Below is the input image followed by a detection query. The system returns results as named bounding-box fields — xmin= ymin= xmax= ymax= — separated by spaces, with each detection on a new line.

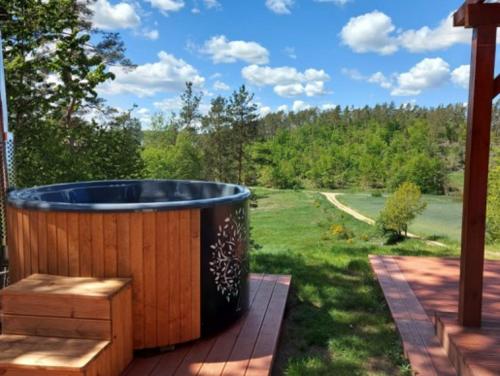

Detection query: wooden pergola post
xmin=454 ymin=0 xmax=500 ymax=327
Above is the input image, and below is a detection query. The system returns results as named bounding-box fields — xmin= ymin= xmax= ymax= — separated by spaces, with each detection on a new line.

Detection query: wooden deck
xmin=123 ymin=273 xmax=291 ymax=376
xmin=370 ymin=256 xmax=500 ymax=376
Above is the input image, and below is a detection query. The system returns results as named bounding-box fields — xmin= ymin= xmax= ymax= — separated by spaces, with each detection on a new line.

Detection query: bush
xmin=377 ymin=182 xmax=427 ymax=238
xmin=330 ymin=224 xmax=353 ymax=240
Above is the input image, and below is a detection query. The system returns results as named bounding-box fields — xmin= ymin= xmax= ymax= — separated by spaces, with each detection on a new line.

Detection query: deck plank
xmin=124 ymin=273 xmax=290 ymax=376
xmin=369 ymin=255 xmax=455 ymax=376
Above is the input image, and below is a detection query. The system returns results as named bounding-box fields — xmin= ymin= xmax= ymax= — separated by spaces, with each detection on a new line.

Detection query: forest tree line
xmin=141 ymin=83 xmax=499 ymax=196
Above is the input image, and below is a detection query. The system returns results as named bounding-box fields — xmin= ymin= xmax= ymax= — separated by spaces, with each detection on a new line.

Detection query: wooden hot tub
xmin=6 ymin=180 xmax=250 ymax=349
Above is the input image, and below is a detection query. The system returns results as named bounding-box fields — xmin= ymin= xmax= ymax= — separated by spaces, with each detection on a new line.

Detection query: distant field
xmin=448 ymin=171 xmax=464 ymax=192
xmin=337 ymin=193 xmax=463 ymax=242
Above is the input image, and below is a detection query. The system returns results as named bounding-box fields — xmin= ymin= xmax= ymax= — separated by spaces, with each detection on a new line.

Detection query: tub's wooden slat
xmin=168 ymin=210 xmax=180 ymax=344
xmin=67 ymin=212 xmax=80 ymax=277
xmin=22 ymin=209 xmax=31 ymax=277
xmin=156 ymin=211 xmax=170 ymax=346
xmin=143 ymin=212 xmax=157 ymax=348
xmin=104 ymin=213 xmax=118 ymax=277
xmin=47 ymin=212 xmax=57 ymax=275
xmin=79 ymin=213 xmax=92 ymax=277
xmin=7 ymin=207 xmax=18 ymax=282
xmin=130 ymin=212 xmax=145 ymax=349
xmin=91 ymin=213 xmax=104 ymax=277
xmin=190 ymin=209 xmax=201 ymax=339
xmin=179 ymin=210 xmax=191 ymax=343
xmin=117 ymin=213 xmax=131 ymax=277
xmin=28 ymin=210 xmax=38 ymax=274
xmin=56 ymin=212 xmax=68 ymax=276
xmin=37 ymin=211 xmax=48 ymax=274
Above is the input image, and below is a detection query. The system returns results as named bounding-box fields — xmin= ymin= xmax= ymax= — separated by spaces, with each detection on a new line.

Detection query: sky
xmin=89 ymin=0 xmax=481 ymax=127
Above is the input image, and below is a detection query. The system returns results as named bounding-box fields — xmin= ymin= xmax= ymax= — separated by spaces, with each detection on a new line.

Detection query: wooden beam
xmin=454 ymin=3 xmax=500 ymax=28
xmin=459 ymin=25 xmax=497 ymax=328
xmin=454 ymin=0 xmax=485 ymax=28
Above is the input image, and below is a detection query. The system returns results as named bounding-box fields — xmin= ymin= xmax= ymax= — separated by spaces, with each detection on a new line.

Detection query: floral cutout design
xmin=209 ymin=207 xmax=247 ymax=302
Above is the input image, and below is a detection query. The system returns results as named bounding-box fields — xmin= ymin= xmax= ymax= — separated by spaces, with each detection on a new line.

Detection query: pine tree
xmin=227 ymin=85 xmax=258 ymax=184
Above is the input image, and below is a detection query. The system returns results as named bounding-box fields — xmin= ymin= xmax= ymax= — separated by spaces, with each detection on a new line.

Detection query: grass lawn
xmin=250 ymin=188 xmax=458 ymax=376
xmin=336 ymin=193 xmax=463 ymax=243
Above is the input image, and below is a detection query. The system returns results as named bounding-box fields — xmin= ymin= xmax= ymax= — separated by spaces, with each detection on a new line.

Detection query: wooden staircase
xmin=0 ymin=274 xmax=133 ymax=375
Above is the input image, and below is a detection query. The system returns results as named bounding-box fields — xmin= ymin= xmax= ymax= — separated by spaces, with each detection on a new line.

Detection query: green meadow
xmin=250 ymin=188 xmax=458 ymax=376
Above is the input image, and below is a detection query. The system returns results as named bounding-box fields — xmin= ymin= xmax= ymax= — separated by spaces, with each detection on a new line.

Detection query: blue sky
xmin=89 ymin=0 xmax=476 ymax=126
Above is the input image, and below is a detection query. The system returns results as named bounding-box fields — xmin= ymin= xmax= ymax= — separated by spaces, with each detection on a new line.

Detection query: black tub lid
xmin=7 ymin=179 xmax=251 ymax=212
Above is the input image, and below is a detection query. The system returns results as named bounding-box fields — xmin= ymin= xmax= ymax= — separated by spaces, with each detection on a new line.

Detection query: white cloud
xmin=391 ymin=57 xmax=450 ymax=96
xmin=204 ymin=0 xmax=221 ymax=9
xmin=253 ymin=101 xmax=272 ymax=117
xmin=99 ymin=51 xmax=205 ymax=97
xmin=399 ymin=14 xmax=471 ymax=53
xmin=154 ymin=96 xmax=210 ymax=116
xmin=274 ymin=83 xmax=304 ymax=97
xmin=213 ymin=80 xmax=230 ymax=91
xmin=314 ymin=0 xmax=352 ymax=5
xmin=135 ymin=108 xmax=152 ymax=128
xmin=451 ymin=65 xmax=470 ymax=88
xmin=154 ymin=97 xmax=182 ymax=112
xmin=340 ymin=11 xmax=398 ymax=55
xmin=143 ymin=29 xmax=160 ymax=40
xmin=277 ymin=104 xmax=289 ymax=112
xmin=266 ymin=0 xmax=293 ymax=14
xmin=89 ymin=0 xmax=140 ymax=30
xmin=202 ymin=35 xmax=270 ymax=64
xmin=146 ymin=0 xmax=185 ymax=14
xmin=292 ymin=100 xmax=311 ymax=112
xmin=341 ymin=68 xmax=364 ymax=81
xmin=321 ymin=103 xmax=337 ymax=110
xmin=368 ymin=72 xmax=392 ymax=89
xmin=242 ymin=65 xmax=330 ymax=97
xmin=284 ymin=47 xmax=297 ymax=59
xmin=341 ymin=11 xmax=472 ymax=55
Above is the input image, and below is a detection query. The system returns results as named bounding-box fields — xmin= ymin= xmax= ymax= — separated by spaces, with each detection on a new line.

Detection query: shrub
xmin=377 ymin=182 xmax=427 ymax=238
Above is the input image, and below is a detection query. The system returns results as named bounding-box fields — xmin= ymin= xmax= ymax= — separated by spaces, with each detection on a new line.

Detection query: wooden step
xmin=435 ymin=312 xmax=500 ymax=376
xmin=0 ymin=274 xmax=134 ymax=375
xmin=0 ymin=334 xmax=110 ymax=375
xmin=0 ymin=274 xmax=130 ymax=320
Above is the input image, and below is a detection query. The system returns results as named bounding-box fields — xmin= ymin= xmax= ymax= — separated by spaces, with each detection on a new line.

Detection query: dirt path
xmin=321 ymin=192 xmax=447 ymax=248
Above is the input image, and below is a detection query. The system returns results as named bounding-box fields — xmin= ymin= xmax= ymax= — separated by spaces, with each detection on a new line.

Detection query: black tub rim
xmin=7 ymin=179 xmax=251 ymax=212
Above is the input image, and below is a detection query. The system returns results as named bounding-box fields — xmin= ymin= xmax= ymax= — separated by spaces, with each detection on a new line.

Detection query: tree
xmin=487 ymin=152 xmax=500 ymax=242
xmin=201 ymin=96 xmax=235 ymax=182
xmin=2 ymin=0 xmax=142 ymax=187
xmin=227 ymin=85 xmax=258 ymax=184
xmin=377 ymin=182 xmax=427 ymax=238
xmin=178 ymin=82 xmax=202 ymax=131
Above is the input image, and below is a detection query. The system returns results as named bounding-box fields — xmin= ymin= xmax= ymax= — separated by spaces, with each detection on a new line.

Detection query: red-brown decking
xmin=370 ymin=256 xmax=500 ymax=376
xmin=123 ymin=273 xmax=291 ymax=376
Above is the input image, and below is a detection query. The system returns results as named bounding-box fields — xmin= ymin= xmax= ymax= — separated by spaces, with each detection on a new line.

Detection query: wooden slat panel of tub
xmin=117 ymin=213 xmax=131 ymax=277
xmin=190 ymin=209 xmax=201 ymax=340
xmin=143 ymin=212 xmax=158 ymax=348
xmin=168 ymin=210 xmax=180 ymax=344
xmin=28 ymin=210 xmax=38 ymax=274
xmin=5 ymin=206 xmax=202 ymax=349
xmin=91 ymin=213 xmax=104 ymax=277
xmin=56 ymin=211 xmax=68 ymax=276
xmin=79 ymin=213 xmax=92 ymax=277
xmin=22 ymin=209 xmax=31 ymax=278
xmin=156 ymin=211 xmax=170 ymax=345
xmin=67 ymin=212 xmax=80 ymax=276
xmin=37 ymin=211 xmax=48 ymax=274
xmin=104 ymin=213 xmax=118 ymax=277
xmin=130 ymin=211 xmax=145 ymax=349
